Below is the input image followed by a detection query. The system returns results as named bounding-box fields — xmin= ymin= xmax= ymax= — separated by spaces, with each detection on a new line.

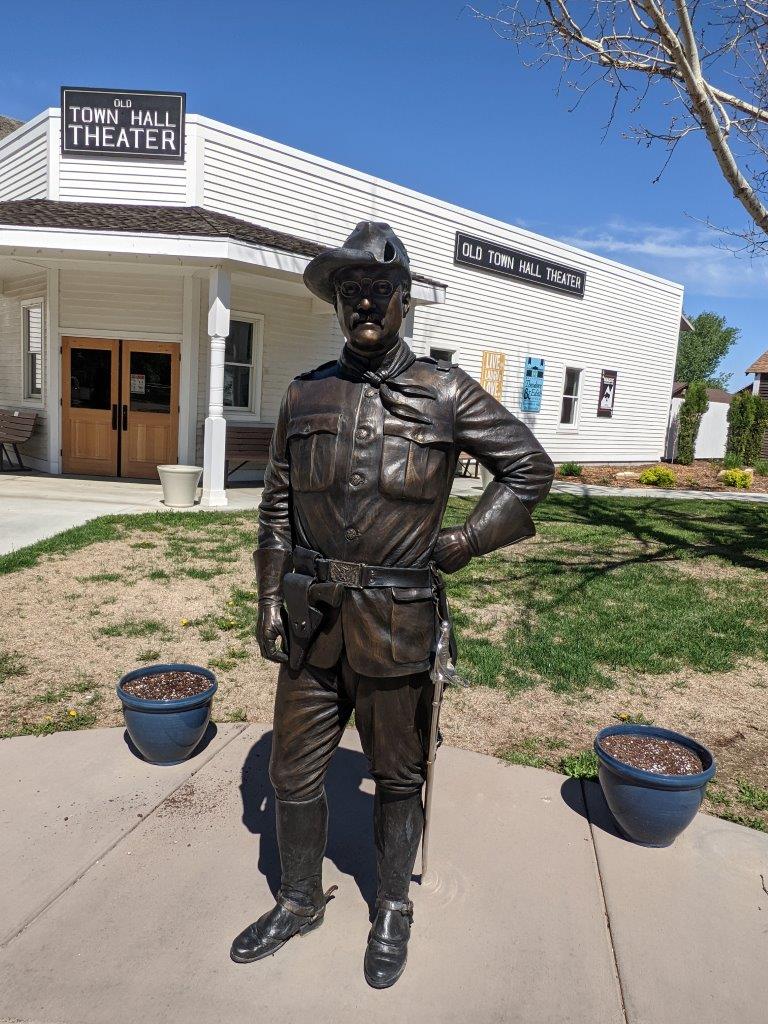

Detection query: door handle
xmin=122 ymin=404 xmax=128 ymax=431
xmin=111 ymin=404 xmax=118 ymax=431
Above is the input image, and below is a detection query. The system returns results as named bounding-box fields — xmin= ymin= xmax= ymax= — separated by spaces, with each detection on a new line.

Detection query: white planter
xmin=157 ymin=465 xmax=203 ymax=508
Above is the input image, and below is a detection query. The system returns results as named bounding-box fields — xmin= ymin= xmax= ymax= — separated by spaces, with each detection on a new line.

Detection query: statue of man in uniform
xmin=230 ymin=222 xmax=554 ymax=988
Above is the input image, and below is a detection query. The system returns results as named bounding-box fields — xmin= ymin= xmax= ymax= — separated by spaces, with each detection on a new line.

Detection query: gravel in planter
xmin=600 ymin=734 xmax=703 ymax=775
xmin=121 ymin=670 xmax=211 ymax=701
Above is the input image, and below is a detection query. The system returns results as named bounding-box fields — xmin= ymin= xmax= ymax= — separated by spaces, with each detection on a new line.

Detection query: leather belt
xmin=293 ymin=546 xmax=432 ymax=590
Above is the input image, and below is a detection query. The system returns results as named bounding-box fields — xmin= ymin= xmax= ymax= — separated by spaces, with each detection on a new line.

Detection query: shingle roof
xmin=0 ymin=199 xmax=443 ymax=288
xmin=672 ymin=381 xmax=732 ymax=404
xmin=0 ymin=116 xmax=23 ymax=141
xmin=746 ymin=350 xmax=768 ymax=374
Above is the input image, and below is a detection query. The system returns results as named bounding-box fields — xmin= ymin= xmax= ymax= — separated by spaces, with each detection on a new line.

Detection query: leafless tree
xmin=467 ymin=2 xmax=768 ymax=252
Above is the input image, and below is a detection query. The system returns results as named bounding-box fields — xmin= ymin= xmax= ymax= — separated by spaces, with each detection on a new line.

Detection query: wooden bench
xmin=456 ymin=451 xmax=479 ymax=478
xmin=225 ymin=424 xmax=274 ymax=485
xmin=0 ymin=409 xmax=37 ymax=471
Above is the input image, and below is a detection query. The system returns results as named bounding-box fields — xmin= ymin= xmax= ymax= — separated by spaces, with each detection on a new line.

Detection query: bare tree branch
xmin=467 ymin=1 xmax=768 ymax=251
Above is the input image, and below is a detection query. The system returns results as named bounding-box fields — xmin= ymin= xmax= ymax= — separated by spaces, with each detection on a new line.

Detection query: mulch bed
xmin=560 ymin=460 xmax=768 ymax=493
xmin=600 ymin=734 xmax=704 ymax=774
xmin=121 ymin=670 xmax=211 ymax=701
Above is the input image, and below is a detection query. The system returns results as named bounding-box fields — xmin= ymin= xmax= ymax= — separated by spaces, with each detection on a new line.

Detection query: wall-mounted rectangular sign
xmin=61 ymin=87 xmax=186 ymax=160
xmin=455 ymin=232 xmax=586 ymax=298
xmin=597 ymin=369 xmax=617 ymax=417
xmin=521 ymin=357 xmax=545 ymax=412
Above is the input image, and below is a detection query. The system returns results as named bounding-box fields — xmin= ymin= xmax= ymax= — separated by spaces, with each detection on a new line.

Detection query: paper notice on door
xmin=130 ymin=373 xmax=146 ymax=395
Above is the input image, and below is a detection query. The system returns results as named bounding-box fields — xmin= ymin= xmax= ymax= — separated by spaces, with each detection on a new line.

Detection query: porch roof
xmin=0 ymin=199 xmax=446 ymax=302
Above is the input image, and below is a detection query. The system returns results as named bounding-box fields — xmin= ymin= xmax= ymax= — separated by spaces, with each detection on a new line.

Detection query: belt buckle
xmin=329 ymin=559 xmax=363 ymax=587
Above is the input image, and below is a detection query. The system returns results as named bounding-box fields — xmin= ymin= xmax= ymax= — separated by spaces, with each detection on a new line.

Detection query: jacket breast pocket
xmin=379 ymin=419 xmax=452 ymax=503
xmin=287 ymin=413 xmax=341 ymax=492
xmin=390 ymin=586 xmax=436 ymax=665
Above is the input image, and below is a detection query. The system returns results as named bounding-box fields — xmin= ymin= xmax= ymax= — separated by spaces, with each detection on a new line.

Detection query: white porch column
xmin=201 ymin=268 xmax=231 ymax=507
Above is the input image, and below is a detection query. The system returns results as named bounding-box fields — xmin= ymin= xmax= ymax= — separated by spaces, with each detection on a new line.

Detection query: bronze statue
xmin=230 ymin=221 xmax=555 ymax=988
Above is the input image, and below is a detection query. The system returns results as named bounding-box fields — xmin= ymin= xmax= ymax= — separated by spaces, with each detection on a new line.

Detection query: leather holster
xmin=282 ymin=572 xmax=343 ymax=671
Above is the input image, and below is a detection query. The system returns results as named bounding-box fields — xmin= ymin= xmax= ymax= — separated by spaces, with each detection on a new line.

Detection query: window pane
xmin=564 ymin=367 xmax=580 ymax=397
xmin=560 ymin=396 xmax=575 ymax=424
xmin=28 ymin=354 xmax=41 ymax=396
xmin=224 ymin=364 xmax=250 ymax=408
xmin=70 ymin=348 xmax=111 ymax=409
xmin=225 ymin=321 xmax=253 ymax=364
xmin=25 ymin=305 xmax=44 ymax=398
xmin=129 ymin=351 xmax=171 ymax=413
xmin=430 ymin=347 xmax=454 ymax=363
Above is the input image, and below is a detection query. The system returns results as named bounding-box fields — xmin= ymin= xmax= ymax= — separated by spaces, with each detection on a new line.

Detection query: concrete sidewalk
xmin=2 ymin=471 xmax=766 ymax=557
xmin=1 ymin=725 xmax=766 ymax=1024
xmin=0 ymin=472 xmax=264 ymax=555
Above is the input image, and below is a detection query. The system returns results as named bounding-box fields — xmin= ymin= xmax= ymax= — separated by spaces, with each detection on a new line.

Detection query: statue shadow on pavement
xmin=239 ymin=730 xmax=378 ymax=909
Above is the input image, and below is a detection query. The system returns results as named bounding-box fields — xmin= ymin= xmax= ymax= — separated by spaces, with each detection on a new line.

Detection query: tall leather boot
xmin=230 ymin=792 xmax=335 ymax=963
xmin=364 ymin=789 xmax=424 ymax=989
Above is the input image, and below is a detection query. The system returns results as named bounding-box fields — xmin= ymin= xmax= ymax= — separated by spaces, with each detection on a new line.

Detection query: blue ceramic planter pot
xmin=117 ymin=663 xmax=217 ymax=766
xmin=594 ymin=724 xmax=716 ymax=847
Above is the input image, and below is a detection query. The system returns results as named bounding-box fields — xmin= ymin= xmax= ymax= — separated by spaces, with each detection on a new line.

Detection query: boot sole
xmin=230 ymin=913 xmax=324 ymax=964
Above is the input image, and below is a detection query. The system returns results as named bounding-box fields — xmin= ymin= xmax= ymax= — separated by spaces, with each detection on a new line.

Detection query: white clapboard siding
xmin=0 ymin=273 xmax=48 ymax=463
xmin=197 ymin=116 xmax=682 ymax=461
xmin=57 ymin=119 xmax=192 ymax=206
xmin=194 ymin=281 xmax=344 ymax=463
xmin=0 ymin=115 xmax=48 ymax=201
xmin=59 ymin=269 xmax=184 ymax=337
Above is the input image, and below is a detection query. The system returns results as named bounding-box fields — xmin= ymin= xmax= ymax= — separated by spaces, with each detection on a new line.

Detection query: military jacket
xmin=258 ymin=338 xmax=554 ymax=677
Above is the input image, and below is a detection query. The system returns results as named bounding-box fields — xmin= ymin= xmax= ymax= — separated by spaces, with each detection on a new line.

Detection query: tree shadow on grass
xmin=238 ymin=730 xmax=378 ymax=909
xmin=536 ymin=494 xmax=768 ymax=573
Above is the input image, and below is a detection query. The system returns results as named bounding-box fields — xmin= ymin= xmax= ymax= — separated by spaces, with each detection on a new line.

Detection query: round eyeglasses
xmin=336 ymin=278 xmax=396 ymax=300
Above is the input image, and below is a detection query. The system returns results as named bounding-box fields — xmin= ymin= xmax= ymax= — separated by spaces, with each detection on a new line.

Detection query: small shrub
xmin=639 ymin=465 xmax=675 ymax=487
xmin=559 ymin=750 xmax=599 ymax=779
xmin=722 ymin=452 xmax=743 ymax=470
xmin=559 ymin=461 xmax=583 ymax=477
xmin=727 ymin=392 xmax=768 ymax=464
xmin=720 ymin=469 xmax=752 ymax=489
xmin=753 ymin=458 xmax=768 ymax=477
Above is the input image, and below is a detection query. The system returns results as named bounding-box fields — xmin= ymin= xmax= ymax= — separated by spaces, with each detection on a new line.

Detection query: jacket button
xmin=302 ymin=424 xmax=310 ymax=433
xmin=345 ymin=527 xmax=358 ymax=541
xmin=350 ymin=472 xmax=364 ymax=486
xmin=355 ymin=426 xmax=369 ymax=440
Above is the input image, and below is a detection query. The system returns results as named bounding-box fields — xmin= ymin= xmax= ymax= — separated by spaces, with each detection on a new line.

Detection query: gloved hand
xmin=257 ymin=602 xmax=288 ymax=663
xmin=432 ymin=526 xmax=473 ymax=574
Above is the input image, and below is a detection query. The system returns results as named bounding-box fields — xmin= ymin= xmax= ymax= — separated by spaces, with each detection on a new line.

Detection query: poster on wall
xmin=597 ymin=369 xmax=617 ymax=417
xmin=521 ymin=357 xmax=545 ymax=412
xmin=130 ymin=373 xmax=146 ymax=395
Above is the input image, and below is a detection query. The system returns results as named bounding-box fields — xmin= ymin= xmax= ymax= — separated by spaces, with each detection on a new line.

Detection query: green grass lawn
xmin=1 ymin=492 xmax=766 ymax=830
xmin=443 ymin=494 xmax=768 ymax=693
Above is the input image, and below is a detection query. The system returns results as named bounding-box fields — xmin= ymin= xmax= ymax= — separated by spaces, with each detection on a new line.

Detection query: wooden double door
xmin=62 ymin=338 xmax=180 ymax=479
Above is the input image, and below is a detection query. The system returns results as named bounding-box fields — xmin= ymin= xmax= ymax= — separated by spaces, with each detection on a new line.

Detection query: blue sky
xmin=2 ymin=0 xmax=765 ymax=385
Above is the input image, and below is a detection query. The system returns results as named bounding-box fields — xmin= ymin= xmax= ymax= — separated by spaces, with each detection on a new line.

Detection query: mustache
xmin=350 ymin=310 xmax=382 ymax=327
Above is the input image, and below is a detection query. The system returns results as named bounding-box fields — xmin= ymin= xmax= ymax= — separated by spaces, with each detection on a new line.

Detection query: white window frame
xmin=20 ymin=298 xmax=45 ymax=405
xmin=558 ymin=365 xmax=583 ymax=430
xmin=222 ymin=312 xmax=264 ymax=419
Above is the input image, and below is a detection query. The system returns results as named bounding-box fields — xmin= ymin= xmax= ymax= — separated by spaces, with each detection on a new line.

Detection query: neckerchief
xmin=338 ymin=338 xmax=437 ymax=425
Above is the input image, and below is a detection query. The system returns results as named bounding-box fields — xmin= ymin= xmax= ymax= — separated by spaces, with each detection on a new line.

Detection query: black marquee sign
xmin=455 ymin=231 xmax=586 ymax=298
xmin=61 ymin=87 xmax=186 ymax=160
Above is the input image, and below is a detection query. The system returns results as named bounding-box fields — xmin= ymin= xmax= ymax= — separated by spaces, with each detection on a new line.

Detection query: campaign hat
xmin=303 ymin=221 xmax=411 ymax=304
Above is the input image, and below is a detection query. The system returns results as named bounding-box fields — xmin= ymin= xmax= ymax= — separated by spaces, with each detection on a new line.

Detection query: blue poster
xmin=521 ymin=357 xmax=545 ymax=412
